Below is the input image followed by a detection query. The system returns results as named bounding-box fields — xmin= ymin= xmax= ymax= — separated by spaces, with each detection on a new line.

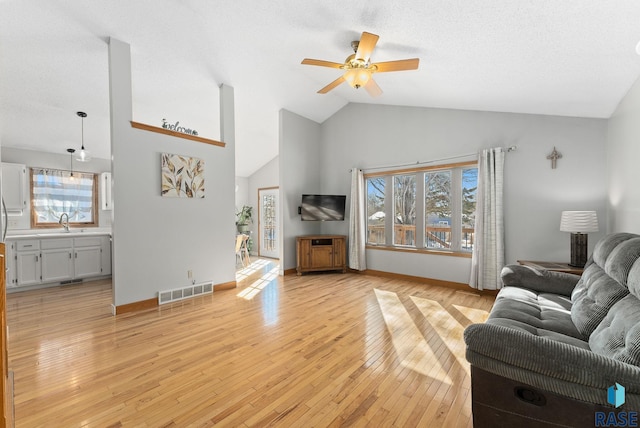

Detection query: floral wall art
xmin=161 ymin=152 xmax=205 ymax=198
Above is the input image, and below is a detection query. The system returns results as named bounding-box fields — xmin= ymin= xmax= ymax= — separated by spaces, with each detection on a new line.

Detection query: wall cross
xmin=546 ymin=147 xmax=562 ymax=169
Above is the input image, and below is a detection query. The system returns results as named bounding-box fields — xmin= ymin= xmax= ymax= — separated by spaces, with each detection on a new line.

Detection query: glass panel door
xmin=258 ymin=187 xmax=278 ymax=258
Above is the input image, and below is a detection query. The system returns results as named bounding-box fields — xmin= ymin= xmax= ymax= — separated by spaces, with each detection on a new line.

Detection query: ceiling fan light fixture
xmin=301 ymin=31 xmax=418 ymax=95
xmin=344 ymin=68 xmax=371 ymax=89
xmin=76 ymin=111 xmax=92 ymax=162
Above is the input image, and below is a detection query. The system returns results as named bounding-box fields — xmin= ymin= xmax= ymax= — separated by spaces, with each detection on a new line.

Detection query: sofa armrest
xmin=464 ymin=323 xmax=640 ymax=404
xmin=501 ymin=264 xmax=580 ymax=296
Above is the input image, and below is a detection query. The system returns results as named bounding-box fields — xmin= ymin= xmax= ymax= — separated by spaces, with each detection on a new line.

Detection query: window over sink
xmin=30 ymin=168 xmax=98 ymax=228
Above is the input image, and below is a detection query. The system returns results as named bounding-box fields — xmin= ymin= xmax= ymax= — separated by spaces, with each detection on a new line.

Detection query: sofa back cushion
xmin=589 ymin=294 xmax=640 ymax=367
xmin=571 ymin=234 xmax=640 ymax=337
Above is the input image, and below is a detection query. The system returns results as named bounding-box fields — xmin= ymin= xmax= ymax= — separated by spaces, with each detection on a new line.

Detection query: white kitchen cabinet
xmin=16 ymin=249 xmax=41 ymax=287
xmin=100 ymin=172 xmax=112 ymax=210
xmin=1 ymin=162 xmax=27 ymax=213
xmin=74 ymin=247 xmax=102 ymax=278
xmin=7 ymin=234 xmax=112 ymax=289
xmin=101 ymin=235 xmax=112 ymax=276
xmin=5 ymin=242 xmax=17 ymax=287
xmin=74 ymin=237 xmax=103 ymax=278
xmin=41 ymin=238 xmax=74 ymax=283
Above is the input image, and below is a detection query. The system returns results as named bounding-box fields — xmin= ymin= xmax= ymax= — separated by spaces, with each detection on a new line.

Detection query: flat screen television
xmin=301 ymin=194 xmax=346 ymax=221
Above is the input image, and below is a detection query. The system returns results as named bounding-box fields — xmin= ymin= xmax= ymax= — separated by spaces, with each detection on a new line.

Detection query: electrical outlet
xmin=187 ymin=270 xmax=193 ymax=280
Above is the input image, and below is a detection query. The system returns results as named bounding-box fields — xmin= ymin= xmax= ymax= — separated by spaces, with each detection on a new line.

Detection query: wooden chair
xmin=235 ymin=235 xmax=247 ymax=267
xmin=240 ymin=234 xmax=251 ymax=266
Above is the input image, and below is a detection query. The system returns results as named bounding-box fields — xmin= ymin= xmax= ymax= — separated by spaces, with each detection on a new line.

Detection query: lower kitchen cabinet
xmin=74 ymin=246 xmax=102 ymax=278
xmin=6 ymin=234 xmax=112 ymax=289
xmin=41 ymin=248 xmax=74 ymax=282
xmin=15 ymin=250 xmax=41 ymax=287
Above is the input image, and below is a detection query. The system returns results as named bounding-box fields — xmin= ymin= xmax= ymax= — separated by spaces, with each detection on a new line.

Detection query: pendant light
xmin=76 ymin=111 xmax=91 ymax=162
xmin=67 ymin=148 xmax=76 ymax=179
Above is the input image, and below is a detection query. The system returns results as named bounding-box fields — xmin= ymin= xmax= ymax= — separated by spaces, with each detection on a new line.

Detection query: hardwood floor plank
xmin=6 ymin=263 xmax=494 ymax=427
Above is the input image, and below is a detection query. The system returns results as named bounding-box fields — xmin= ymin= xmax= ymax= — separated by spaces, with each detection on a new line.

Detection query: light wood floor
xmin=7 ymin=260 xmax=495 ymax=427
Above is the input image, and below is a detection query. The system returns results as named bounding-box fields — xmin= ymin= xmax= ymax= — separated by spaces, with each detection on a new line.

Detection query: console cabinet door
xmin=310 ymin=246 xmax=333 ymax=268
xmin=333 ymin=238 xmax=345 ymax=269
xmin=297 ymin=239 xmax=311 ymax=270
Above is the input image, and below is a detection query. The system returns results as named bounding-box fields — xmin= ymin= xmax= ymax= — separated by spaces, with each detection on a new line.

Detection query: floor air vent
xmin=158 ymin=282 xmax=213 ymax=305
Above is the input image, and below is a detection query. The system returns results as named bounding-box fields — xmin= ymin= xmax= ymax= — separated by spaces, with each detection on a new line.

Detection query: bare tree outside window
xmin=366 ymin=177 xmax=385 ymax=244
xmin=462 ymin=168 xmax=478 ymax=251
xmin=394 ymin=175 xmax=416 ymax=246
xmin=425 ymin=171 xmax=451 ymax=249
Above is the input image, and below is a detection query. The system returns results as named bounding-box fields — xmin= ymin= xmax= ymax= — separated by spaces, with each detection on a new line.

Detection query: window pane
xmin=393 ymin=175 xmax=416 ymax=246
xmin=462 ymin=168 xmax=478 ymax=252
xmin=366 ymin=177 xmax=385 ymax=244
xmin=32 ymin=168 xmax=96 ymax=225
xmin=425 ymin=171 xmax=451 ymax=249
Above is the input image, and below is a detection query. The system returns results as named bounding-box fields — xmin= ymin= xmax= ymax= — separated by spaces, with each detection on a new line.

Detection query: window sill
xmin=365 ymin=245 xmax=472 ymax=258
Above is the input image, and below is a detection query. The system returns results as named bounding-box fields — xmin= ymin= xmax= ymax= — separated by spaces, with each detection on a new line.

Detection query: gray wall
xmin=312 ymin=103 xmax=608 ymax=284
xmin=109 ymin=38 xmax=236 ymax=307
xmin=279 ymin=109 xmax=321 ymax=272
xmin=607 ymin=74 xmax=640 ymax=234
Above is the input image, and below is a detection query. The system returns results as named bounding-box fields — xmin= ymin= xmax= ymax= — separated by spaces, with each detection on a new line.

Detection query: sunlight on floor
xmin=237 ymin=265 xmax=279 ymax=301
xmin=452 ymin=304 xmax=490 ymax=325
xmin=236 ymin=259 xmax=271 ymax=280
xmin=374 ymin=289 xmax=452 ymax=384
xmin=410 ymin=296 xmax=487 ymax=377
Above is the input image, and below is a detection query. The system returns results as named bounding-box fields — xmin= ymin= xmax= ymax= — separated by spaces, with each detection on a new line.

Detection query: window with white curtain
xmin=30 ymin=168 xmax=98 ymax=227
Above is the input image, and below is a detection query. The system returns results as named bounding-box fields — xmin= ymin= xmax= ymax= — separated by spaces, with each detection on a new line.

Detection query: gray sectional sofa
xmin=464 ymin=232 xmax=640 ymax=427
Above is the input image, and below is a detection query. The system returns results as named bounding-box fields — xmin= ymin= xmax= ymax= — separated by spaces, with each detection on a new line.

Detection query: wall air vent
xmin=158 ymin=281 xmax=214 ymax=305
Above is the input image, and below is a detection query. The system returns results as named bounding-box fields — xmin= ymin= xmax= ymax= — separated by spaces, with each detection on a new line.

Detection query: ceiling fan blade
xmin=373 ymin=58 xmax=420 ymax=73
xmin=301 ymin=59 xmax=345 ymax=69
xmin=364 ymin=78 xmax=383 ymax=97
xmin=318 ymin=76 xmax=346 ymax=94
xmin=356 ymin=32 xmax=379 ymax=62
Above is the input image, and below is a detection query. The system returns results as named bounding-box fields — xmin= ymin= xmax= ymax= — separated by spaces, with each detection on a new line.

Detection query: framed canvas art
xmin=161 ymin=153 xmax=205 ymax=198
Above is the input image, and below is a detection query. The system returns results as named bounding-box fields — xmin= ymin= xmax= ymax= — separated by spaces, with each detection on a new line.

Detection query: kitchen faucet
xmin=59 ymin=213 xmax=70 ymax=232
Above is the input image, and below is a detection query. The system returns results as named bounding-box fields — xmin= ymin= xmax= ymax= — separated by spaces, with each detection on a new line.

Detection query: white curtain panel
xmin=349 ymin=168 xmax=367 ymax=271
xmin=470 ymin=148 xmax=505 ymax=290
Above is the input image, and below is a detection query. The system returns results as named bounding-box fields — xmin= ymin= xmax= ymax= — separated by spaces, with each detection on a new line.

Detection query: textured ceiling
xmin=1 ymin=1 xmax=640 ymax=177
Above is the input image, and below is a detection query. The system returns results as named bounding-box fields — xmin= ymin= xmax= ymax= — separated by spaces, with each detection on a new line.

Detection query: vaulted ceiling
xmin=2 ymin=1 xmax=640 ymax=177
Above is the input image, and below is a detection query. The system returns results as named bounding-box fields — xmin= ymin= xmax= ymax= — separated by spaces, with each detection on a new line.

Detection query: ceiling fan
xmin=301 ymin=31 xmax=419 ymax=97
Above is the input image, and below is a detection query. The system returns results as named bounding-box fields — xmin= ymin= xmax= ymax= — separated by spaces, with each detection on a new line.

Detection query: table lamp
xmin=560 ymin=211 xmax=599 ymax=268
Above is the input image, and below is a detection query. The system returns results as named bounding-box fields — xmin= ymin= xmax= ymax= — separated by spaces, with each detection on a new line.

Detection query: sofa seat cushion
xmin=590 ymin=294 xmax=640 ymax=367
xmin=487 ymin=286 xmax=588 ymax=348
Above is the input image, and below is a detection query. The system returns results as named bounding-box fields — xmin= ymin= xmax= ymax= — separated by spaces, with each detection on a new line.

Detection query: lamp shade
xmin=560 ymin=211 xmax=599 ymax=233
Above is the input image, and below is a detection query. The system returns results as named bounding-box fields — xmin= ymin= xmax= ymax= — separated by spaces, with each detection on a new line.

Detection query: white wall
xmin=315 ymin=103 xmax=608 ymax=283
xmin=235 ymin=176 xmax=249 ymax=211
xmin=109 ymin=38 xmax=236 ymax=307
xmin=279 ymin=110 xmax=321 ymax=271
xmin=607 ymin=75 xmax=640 ymax=234
xmin=1 ymin=147 xmax=112 ymax=231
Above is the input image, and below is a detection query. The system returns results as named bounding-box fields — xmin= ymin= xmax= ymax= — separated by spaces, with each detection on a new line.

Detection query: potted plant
xmin=236 ymin=205 xmax=253 ymax=233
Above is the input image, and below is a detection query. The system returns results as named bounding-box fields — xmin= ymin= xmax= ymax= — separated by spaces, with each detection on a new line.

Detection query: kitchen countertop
xmin=6 ymin=230 xmax=111 ymax=239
